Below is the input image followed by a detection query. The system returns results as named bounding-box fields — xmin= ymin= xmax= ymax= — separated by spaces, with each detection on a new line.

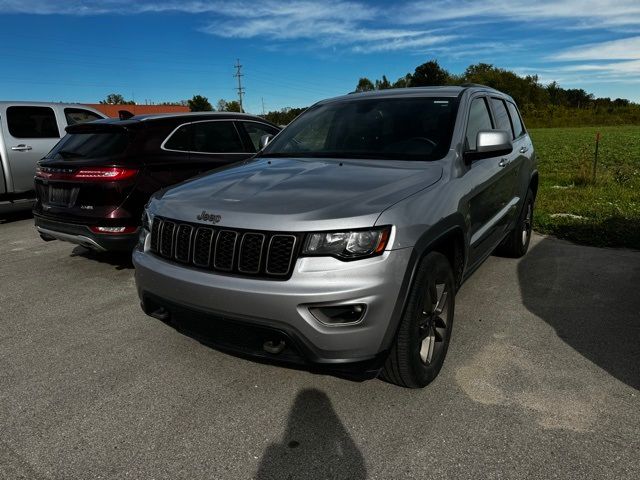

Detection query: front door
xmin=1 ymin=105 xmax=62 ymax=193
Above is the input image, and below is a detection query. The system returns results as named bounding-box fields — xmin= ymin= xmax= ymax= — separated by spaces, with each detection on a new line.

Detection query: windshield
xmin=262 ymin=97 xmax=458 ymax=161
xmin=46 ymin=131 xmax=131 ymax=160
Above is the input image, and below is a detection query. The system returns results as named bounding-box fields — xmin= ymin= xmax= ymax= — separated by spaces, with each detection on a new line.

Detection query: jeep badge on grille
xmin=197 ymin=211 xmax=222 ymax=224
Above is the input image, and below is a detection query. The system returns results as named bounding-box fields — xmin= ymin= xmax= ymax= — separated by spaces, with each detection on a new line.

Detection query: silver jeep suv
xmin=133 ymin=86 xmax=537 ymax=388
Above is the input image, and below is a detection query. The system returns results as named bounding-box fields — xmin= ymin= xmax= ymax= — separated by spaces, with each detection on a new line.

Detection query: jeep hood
xmin=150 ymin=157 xmax=442 ymax=231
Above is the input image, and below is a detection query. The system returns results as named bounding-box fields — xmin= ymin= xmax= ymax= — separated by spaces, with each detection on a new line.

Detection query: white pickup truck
xmin=0 ymin=102 xmax=105 ymax=214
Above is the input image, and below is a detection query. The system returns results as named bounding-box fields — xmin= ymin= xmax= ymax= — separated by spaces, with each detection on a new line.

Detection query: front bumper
xmin=133 ymin=246 xmax=412 ymax=370
xmin=34 ymin=215 xmax=139 ymax=252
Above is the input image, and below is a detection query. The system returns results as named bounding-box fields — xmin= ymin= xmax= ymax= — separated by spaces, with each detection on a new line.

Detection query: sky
xmin=0 ymin=0 xmax=639 ymax=113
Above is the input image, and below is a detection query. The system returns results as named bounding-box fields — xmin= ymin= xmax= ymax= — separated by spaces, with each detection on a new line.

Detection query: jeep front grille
xmin=150 ymin=217 xmax=300 ymax=279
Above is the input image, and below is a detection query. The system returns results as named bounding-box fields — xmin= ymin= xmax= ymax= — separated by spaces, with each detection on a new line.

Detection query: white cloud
xmin=399 ymin=0 xmax=640 ymax=28
xmin=551 ymin=36 xmax=640 ymax=61
xmin=352 ymin=34 xmax=456 ymax=53
xmin=0 ymin=0 xmax=447 ymax=52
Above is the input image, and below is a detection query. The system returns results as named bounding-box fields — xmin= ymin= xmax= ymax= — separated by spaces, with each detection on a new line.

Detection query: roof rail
xmin=460 ymin=83 xmax=495 ymax=89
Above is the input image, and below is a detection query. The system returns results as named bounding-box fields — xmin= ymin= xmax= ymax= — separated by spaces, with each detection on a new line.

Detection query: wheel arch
xmin=379 ymin=214 xmax=467 ymax=353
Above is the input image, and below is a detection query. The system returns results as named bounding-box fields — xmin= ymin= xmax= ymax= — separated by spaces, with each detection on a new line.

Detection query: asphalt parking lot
xmin=1 ymin=213 xmax=638 ymax=480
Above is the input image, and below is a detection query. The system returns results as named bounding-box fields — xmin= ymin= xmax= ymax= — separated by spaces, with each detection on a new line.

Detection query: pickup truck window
xmin=466 ymin=98 xmax=493 ymax=150
xmin=262 ymin=97 xmax=458 ymax=161
xmin=64 ymin=108 xmax=103 ymax=125
xmin=7 ymin=106 xmax=59 ymax=138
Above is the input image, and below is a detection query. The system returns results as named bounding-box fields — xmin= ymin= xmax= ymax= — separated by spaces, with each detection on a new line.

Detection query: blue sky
xmin=0 ymin=0 xmax=639 ymax=113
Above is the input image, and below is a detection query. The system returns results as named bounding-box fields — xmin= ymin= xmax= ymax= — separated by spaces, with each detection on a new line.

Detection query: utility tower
xmin=261 ymin=97 xmax=266 ymax=116
xmin=233 ymin=58 xmax=245 ymax=113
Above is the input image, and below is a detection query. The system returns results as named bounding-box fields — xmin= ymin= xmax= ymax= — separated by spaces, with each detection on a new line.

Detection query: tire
xmin=497 ymin=188 xmax=534 ymax=258
xmin=380 ymin=251 xmax=456 ymax=388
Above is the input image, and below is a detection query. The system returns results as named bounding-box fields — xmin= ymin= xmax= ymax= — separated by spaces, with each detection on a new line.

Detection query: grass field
xmin=529 ymin=126 xmax=640 ymax=249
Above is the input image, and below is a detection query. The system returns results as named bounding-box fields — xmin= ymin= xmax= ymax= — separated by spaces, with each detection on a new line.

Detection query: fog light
xmin=309 ymin=304 xmax=366 ymax=326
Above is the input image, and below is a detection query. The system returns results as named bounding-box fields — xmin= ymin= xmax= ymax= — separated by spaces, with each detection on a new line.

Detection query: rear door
xmin=143 ymin=119 xmax=252 ymax=201
xmin=504 ymin=101 xmax=533 ymax=222
xmin=488 ymin=97 xmax=521 ymax=227
xmin=186 ymin=120 xmax=253 ymax=167
xmin=0 ymin=105 xmax=62 ymax=193
xmin=463 ymin=96 xmax=516 ymax=265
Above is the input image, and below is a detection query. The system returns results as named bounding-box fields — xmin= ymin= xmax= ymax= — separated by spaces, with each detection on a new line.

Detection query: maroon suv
xmin=33 ymin=112 xmax=279 ymax=251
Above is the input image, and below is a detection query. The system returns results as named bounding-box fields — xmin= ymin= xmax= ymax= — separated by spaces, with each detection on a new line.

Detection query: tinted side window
xmin=192 ymin=121 xmax=243 ymax=153
xmin=7 ymin=106 xmax=59 ymax=138
xmin=490 ymin=98 xmax=513 ymax=137
xmin=466 ymin=98 xmax=493 ymax=150
xmin=506 ymin=102 xmax=525 ymax=138
xmin=242 ymin=122 xmax=278 ymax=151
xmin=164 ymin=124 xmax=191 ymax=152
xmin=64 ymin=108 xmax=102 ymax=125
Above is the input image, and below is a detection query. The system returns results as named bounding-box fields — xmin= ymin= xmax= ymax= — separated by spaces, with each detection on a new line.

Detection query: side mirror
xmin=259 ymin=134 xmax=274 ymax=150
xmin=464 ymin=130 xmax=513 ymax=162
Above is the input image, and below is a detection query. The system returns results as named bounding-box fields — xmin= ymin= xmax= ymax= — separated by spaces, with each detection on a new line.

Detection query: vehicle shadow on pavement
xmin=255 ymin=388 xmax=367 ymax=480
xmin=0 ymin=210 xmax=33 ymax=224
xmin=70 ymin=245 xmax=134 ymax=270
xmin=518 ymin=237 xmax=640 ymax=390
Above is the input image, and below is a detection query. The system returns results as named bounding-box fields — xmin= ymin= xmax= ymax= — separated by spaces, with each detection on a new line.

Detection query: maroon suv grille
xmin=150 ymin=217 xmax=299 ymax=279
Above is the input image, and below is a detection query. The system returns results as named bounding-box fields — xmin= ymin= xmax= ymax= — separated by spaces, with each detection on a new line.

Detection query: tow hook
xmin=263 ymin=339 xmax=286 ymax=355
xmin=149 ymin=307 xmax=170 ymax=321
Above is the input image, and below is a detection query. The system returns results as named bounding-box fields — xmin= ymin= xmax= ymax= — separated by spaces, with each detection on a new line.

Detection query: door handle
xmin=498 ymin=158 xmax=509 ymax=167
xmin=519 ymin=146 xmax=528 ymax=154
xmin=11 ymin=144 xmax=32 ymax=151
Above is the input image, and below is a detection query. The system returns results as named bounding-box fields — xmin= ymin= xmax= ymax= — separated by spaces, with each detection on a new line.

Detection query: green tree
xmin=263 ymin=107 xmax=307 ymax=125
xmin=100 ymin=93 xmax=135 ymax=105
xmin=355 ymin=78 xmax=375 ymax=92
xmin=188 ymin=95 xmax=213 ymax=112
xmin=375 ymin=75 xmax=392 ymax=90
xmin=411 ymin=60 xmax=450 ymax=86
xmin=216 ymin=99 xmax=242 ymax=112
xmin=392 ymin=74 xmax=413 ymax=88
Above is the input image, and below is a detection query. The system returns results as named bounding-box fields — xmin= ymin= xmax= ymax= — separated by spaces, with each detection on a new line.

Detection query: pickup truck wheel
xmin=380 ymin=251 xmax=455 ymax=388
xmin=497 ymin=188 xmax=534 ymax=258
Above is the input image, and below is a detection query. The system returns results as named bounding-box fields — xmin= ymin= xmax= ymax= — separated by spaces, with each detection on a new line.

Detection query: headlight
xmin=302 ymin=226 xmax=391 ymax=260
xmin=139 ymin=209 xmax=152 ymax=248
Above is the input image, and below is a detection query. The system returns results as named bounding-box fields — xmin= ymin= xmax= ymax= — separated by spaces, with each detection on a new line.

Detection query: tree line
xmin=352 ymin=61 xmax=640 ymax=128
xmin=100 ymin=61 xmax=640 ymax=127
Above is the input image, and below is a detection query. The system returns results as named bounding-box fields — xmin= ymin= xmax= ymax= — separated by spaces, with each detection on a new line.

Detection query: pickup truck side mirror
xmin=464 ymin=130 xmax=513 ymax=162
xmin=259 ymin=134 xmax=274 ymax=150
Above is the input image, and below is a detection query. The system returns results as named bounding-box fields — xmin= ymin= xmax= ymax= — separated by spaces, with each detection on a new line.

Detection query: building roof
xmin=85 ymin=103 xmax=190 ymax=118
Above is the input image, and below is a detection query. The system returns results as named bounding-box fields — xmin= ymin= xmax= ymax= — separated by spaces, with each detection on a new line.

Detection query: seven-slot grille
xmin=150 ymin=217 xmax=298 ymax=279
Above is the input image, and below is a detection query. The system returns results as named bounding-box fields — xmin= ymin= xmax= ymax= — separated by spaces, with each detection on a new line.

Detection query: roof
xmin=319 ymin=85 xmax=506 ymax=105
xmin=86 ymin=103 xmax=189 ymax=118
xmin=66 ymin=111 xmax=276 ymax=132
xmin=0 ymin=101 xmax=102 ymax=108
xmin=130 ymin=111 xmax=267 ymax=122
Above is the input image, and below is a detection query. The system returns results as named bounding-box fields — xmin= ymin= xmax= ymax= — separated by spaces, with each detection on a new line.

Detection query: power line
xmin=233 ymin=58 xmax=245 ymax=113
